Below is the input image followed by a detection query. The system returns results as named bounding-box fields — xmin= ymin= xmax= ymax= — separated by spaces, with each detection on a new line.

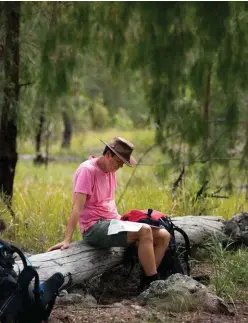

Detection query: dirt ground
xmin=50 ymin=300 xmax=248 ymax=323
xmin=49 ymin=261 xmax=248 ymax=323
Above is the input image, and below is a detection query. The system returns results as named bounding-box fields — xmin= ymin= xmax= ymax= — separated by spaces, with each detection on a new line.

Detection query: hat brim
xmin=100 ymin=140 xmax=136 ymax=167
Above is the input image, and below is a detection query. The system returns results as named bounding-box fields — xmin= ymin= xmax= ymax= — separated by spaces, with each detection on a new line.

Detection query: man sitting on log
xmin=48 ymin=136 xmax=170 ymax=288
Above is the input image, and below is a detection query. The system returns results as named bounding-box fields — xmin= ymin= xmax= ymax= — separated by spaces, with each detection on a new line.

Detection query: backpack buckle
xmin=146 ymin=209 xmax=153 ymax=218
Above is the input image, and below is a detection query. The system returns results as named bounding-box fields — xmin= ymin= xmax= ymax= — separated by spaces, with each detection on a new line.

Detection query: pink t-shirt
xmin=73 ymin=156 xmax=120 ymax=232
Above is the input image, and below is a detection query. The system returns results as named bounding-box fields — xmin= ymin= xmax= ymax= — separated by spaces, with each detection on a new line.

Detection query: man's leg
xmin=84 ymin=221 xmax=165 ymax=283
xmin=152 ymin=228 xmax=171 ymax=268
xmin=127 ymin=224 xmax=157 ymax=276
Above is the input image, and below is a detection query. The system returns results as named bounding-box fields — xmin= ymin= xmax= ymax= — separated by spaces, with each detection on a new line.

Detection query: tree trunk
xmin=16 ymin=215 xmax=226 ymax=284
xmin=201 ymin=69 xmax=211 ymax=152
xmin=61 ymin=111 xmax=72 ymax=149
xmin=33 ymin=100 xmax=46 ymax=165
xmin=35 ymin=102 xmax=45 ymax=157
xmin=0 ymin=2 xmax=20 ymax=204
xmin=89 ymin=102 xmax=96 ymax=129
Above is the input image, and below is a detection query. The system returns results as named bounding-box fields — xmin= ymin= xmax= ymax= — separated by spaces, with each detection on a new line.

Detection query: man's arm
xmin=47 ymin=193 xmax=87 ymax=251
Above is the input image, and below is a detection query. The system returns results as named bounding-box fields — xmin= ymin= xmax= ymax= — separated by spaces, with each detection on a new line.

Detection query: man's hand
xmin=47 ymin=193 xmax=87 ymax=253
xmin=47 ymin=240 xmax=70 ymax=252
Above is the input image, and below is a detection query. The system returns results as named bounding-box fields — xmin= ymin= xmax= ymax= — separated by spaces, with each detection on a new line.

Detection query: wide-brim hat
xmin=100 ymin=136 xmax=136 ymax=167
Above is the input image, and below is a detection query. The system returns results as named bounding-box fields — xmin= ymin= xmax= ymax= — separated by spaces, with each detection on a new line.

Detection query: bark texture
xmin=0 ymin=2 xmax=20 ymax=204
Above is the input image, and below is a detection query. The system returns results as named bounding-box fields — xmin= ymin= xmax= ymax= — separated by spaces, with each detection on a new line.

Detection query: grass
xmin=2 ymin=128 xmax=248 ymax=301
xmin=210 ymin=239 xmax=248 ymax=300
xmin=17 ymin=128 xmax=157 ymax=158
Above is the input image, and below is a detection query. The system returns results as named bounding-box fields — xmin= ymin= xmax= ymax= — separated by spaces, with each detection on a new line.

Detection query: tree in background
xmin=0 ymin=2 xmax=20 ymax=210
xmin=90 ymin=2 xmax=248 ymax=185
xmin=20 ymin=2 xmax=148 ymax=154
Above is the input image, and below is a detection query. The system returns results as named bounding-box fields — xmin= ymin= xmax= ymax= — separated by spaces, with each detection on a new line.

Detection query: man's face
xmin=106 ymin=152 xmax=124 ymax=172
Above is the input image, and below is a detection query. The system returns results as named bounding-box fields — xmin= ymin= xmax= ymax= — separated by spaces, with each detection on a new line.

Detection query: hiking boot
xmin=138 ymin=272 xmax=160 ymax=292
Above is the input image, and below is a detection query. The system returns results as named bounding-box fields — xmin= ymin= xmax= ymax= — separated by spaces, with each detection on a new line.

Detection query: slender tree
xmin=0 ymin=2 xmax=20 ymax=207
xmin=61 ymin=111 xmax=72 ymax=149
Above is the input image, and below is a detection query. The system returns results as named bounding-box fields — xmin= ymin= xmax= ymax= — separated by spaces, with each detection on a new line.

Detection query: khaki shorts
xmin=83 ymin=219 xmax=129 ymax=248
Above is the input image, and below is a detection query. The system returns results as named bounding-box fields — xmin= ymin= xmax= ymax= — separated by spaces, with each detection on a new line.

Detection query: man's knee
xmin=161 ymin=228 xmax=171 ymax=239
xmin=127 ymin=224 xmax=153 ymax=244
xmin=154 ymin=228 xmax=171 ymax=246
xmin=139 ymin=224 xmax=153 ymax=240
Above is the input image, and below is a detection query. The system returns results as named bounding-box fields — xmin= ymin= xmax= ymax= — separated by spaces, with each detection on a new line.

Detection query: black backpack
xmin=0 ymin=239 xmax=65 ymax=323
xmin=121 ymin=209 xmax=191 ymax=280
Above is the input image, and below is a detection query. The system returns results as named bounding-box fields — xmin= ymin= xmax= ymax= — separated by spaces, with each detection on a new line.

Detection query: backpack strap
xmin=146 ymin=209 xmax=153 ymax=217
xmin=0 ymin=266 xmax=40 ymax=320
xmin=40 ymin=272 xmax=65 ymax=320
xmin=173 ymin=226 xmax=191 ymax=276
xmin=18 ymin=266 xmax=40 ymax=303
xmin=0 ymin=239 xmax=28 ymax=269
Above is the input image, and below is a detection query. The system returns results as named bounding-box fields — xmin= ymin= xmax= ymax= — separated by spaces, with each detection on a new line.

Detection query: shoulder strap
xmin=173 ymin=226 xmax=191 ymax=276
xmin=0 ymin=239 xmax=28 ymax=268
xmin=0 ymin=266 xmax=40 ymax=320
xmin=40 ymin=272 xmax=65 ymax=320
xmin=18 ymin=266 xmax=40 ymax=303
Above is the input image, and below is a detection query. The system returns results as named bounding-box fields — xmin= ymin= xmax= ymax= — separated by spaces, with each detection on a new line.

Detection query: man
xmin=48 ymin=136 xmax=170 ymax=287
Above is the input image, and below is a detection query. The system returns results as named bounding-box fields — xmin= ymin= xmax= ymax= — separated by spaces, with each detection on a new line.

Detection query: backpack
xmin=121 ymin=209 xmax=191 ymax=279
xmin=0 ymin=239 xmax=65 ymax=323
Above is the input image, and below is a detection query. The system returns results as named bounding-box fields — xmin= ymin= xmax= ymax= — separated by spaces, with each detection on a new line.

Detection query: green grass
xmin=210 ymin=240 xmax=248 ymax=300
xmin=2 ymin=162 xmax=78 ymax=252
xmin=17 ymin=128 xmax=156 ymax=158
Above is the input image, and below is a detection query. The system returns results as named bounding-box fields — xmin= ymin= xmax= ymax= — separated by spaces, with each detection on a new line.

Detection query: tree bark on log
xmin=172 ymin=215 xmax=225 ymax=245
xmin=16 ymin=215 xmax=227 ymax=284
xmin=17 ymin=242 xmax=124 ymax=285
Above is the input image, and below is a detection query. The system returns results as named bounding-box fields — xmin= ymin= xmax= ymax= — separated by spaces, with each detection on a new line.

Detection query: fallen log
xmin=172 ymin=215 xmax=225 ymax=245
xmin=15 ymin=215 xmax=229 ymax=284
xmin=16 ymin=242 xmax=124 ymax=285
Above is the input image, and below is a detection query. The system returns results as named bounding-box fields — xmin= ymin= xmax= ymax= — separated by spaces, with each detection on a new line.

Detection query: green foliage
xmin=17 ymin=2 xmax=150 ymax=141
xmin=7 ymin=3 xmax=248 ymax=148
xmin=38 ymin=2 xmax=90 ymax=100
xmin=87 ymin=2 xmax=248 ymax=176
xmin=112 ymin=108 xmax=134 ymax=130
xmin=78 ymin=51 xmax=149 ymax=128
xmin=90 ymin=95 xmax=110 ymax=129
xmin=7 ymin=2 xmax=248 ymax=201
